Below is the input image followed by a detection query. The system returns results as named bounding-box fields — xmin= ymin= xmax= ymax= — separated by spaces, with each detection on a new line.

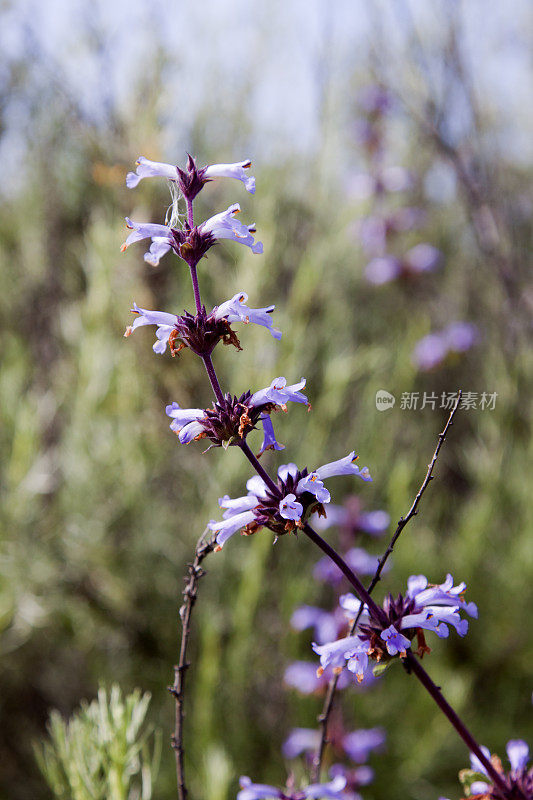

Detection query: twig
xmin=169 ymin=530 xmax=216 ymax=800
xmin=311 ymin=391 xmax=462 ymax=780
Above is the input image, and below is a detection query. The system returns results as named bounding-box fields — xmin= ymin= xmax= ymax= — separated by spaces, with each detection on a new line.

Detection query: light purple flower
xmin=126 ymin=157 xmax=179 ymax=188
xmin=507 ymin=740 xmax=529 ymax=773
xmin=315 ymin=453 xmax=372 ymax=482
xmin=246 ymin=474 xmax=270 ymax=501
xmin=204 ymin=159 xmax=256 ymax=193
xmin=403 ymin=243 xmax=442 ymax=274
xmin=279 ymin=494 xmax=303 ymax=521
xmin=213 ymin=291 xmax=281 ymax=339
xmin=443 ymin=321 xmax=478 ymax=353
xmin=290 ymin=606 xmax=343 ymax=646
xmin=282 ymin=728 xmax=320 ymax=759
xmin=121 ymin=218 xmax=174 ymax=266
xmin=364 ymin=256 xmax=401 ymax=285
xmin=237 ymin=775 xmax=346 ymax=800
xmin=407 ymin=573 xmax=478 ymax=620
xmin=219 ymin=493 xmax=260 ymax=519
xmin=283 ymin=661 xmax=356 ymax=694
xmin=357 ymin=510 xmax=390 ymax=535
xmin=165 ymin=402 xmax=206 ymax=443
xmin=207 ymin=509 xmax=258 ymax=549
xmin=338 ymin=593 xmax=370 ymax=626
xmin=312 ymin=503 xmax=389 ymax=536
xmin=342 ymin=728 xmax=386 ymax=763
xmin=295 ymin=474 xmax=330 ymax=504
xmin=413 ymin=322 xmax=478 ymax=371
xmin=125 ymin=303 xmax=177 ymax=353
xmin=200 ymin=203 xmax=263 ymax=254
xmin=413 ymin=333 xmax=448 ymax=371
xmin=257 ymin=414 xmax=285 ymax=456
xmin=314 ymin=548 xmax=381 ymax=584
xmin=313 ymin=635 xmax=370 ymax=673
xmin=250 ymin=377 xmax=308 ymax=410
xmin=380 ymin=625 xmax=411 ymax=656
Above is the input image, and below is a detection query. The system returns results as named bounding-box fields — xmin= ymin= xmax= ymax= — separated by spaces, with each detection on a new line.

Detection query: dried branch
xmin=169 ymin=530 xmax=216 ymax=800
xmin=311 ymin=391 xmax=462 ymax=781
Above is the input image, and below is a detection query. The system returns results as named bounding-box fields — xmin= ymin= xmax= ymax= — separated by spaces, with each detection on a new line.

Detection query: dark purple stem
xmin=406 ymin=655 xmax=513 ymax=797
xmin=238 ymin=440 xmax=280 ymax=496
xmin=201 ymin=354 xmax=225 ymax=404
xmin=189 ymin=264 xmax=202 ymax=315
xmin=185 ymin=198 xmax=202 ymax=315
xmin=302 ymin=523 xmax=387 ymax=626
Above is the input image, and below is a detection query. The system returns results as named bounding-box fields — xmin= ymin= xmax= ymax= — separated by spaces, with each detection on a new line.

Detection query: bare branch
xmin=169 ymin=530 xmax=216 ymax=800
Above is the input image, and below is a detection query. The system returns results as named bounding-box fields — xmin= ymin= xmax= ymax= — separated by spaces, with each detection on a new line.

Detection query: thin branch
xmin=169 ymin=530 xmax=216 ymax=800
xmin=311 ymin=391 xmax=462 ymax=780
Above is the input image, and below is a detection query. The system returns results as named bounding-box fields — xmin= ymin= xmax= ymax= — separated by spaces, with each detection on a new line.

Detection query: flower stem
xmin=189 ymin=264 xmax=202 ymax=315
xmin=238 ymin=440 xmax=280 ymax=496
xmin=406 ymin=654 xmax=513 ymax=797
xmin=302 ymin=523 xmax=387 ymax=625
xmin=201 ymin=354 xmax=225 ymax=404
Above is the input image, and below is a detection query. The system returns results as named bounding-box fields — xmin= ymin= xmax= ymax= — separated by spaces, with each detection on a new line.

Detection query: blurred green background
xmin=1 ymin=1 xmax=532 ymax=798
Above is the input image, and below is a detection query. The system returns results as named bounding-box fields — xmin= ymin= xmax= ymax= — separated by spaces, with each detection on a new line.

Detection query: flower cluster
xmin=442 ymin=739 xmax=532 ymax=800
xmin=348 ymin=86 xmax=442 ymax=287
xmin=208 ymin=455 xmax=371 ymax=549
xmin=282 ymin=724 xmax=385 ymax=800
xmin=413 ymin=322 xmax=479 ymax=371
xmin=165 ymin=377 xmax=307 ymax=449
xmin=313 ymin=574 xmax=477 ymax=681
xmin=125 ymin=291 xmax=281 ymax=356
xmin=237 ymin=774 xmax=347 ymax=800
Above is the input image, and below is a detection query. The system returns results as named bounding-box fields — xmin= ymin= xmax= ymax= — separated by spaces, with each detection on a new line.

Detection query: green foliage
xmin=34 ymin=686 xmax=161 ymax=800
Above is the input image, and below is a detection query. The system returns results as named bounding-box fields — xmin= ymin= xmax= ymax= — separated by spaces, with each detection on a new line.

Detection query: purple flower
xmin=364 ymin=256 xmax=402 ymax=285
xmin=312 ymin=501 xmax=389 ymax=537
xmin=507 ymin=740 xmax=530 ymax=774
xmin=290 ymin=605 xmax=344 ymax=645
xmin=313 ymin=635 xmax=371 ymax=682
xmin=257 ymin=414 xmax=285 ymax=456
xmin=249 ymin=377 xmax=308 ymax=410
xmin=200 ymin=203 xmax=263 ymax=254
xmin=124 ymin=303 xmax=177 ymax=353
xmin=282 ymin=728 xmax=320 ymax=759
xmin=283 ymin=661 xmax=355 ymax=694
xmin=237 ymin=775 xmax=346 ymax=800
xmin=342 ymin=728 xmax=386 ymax=763
xmin=463 ymin=740 xmax=532 ymax=799
xmin=413 ymin=333 xmax=448 ymax=371
xmin=279 ymin=494 xmax=304 ymax=522
xmin=357 ymin=510 xmax=390 ymax=536
xmin=413 ymin=322 xmax=478 ymax=370
xmin=443 ymin=321 xmax=478 ymax=353
xmin=406 ymin=573 xmax=478 ymax=625
xmin=121 ymin=218 xmax=174 ymax=266
xmin=165 ymin=402 xmax=206 ymax=443
xmin=126 ymin=157 xmax=179 ymax=188
xmin=203 ymin=159 xmax=256 ymax=193
xmin=213 ymin=291 xmax=281 ymax=339
xmin=314 ymin=548 xmax=381 ymax=584
xmin=219 ymin=493 xmax=260 ymax=519
xmin=403 ymin=243 xmax=442 ymax=274
xmin=207 ymin=509 xmax=258 ymax=549
xmin=380 ymin=625 xmax=411 ymax=656
xmin=314 ymin=453 xmax=372 ymax=482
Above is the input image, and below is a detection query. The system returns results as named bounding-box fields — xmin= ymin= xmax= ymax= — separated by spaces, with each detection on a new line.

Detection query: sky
xmin=0 ymin=0 xmax=531 ymax=194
